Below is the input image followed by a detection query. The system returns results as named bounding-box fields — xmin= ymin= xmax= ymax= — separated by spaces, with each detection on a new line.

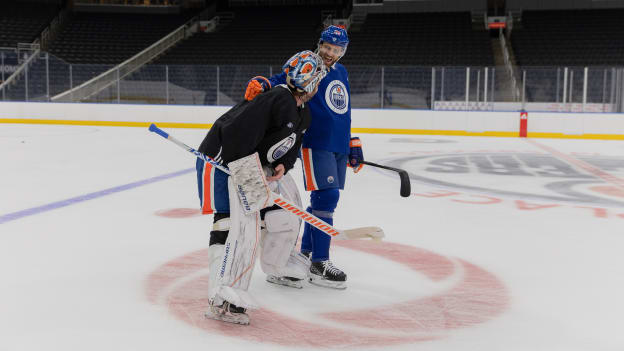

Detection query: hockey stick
xmin=148 ymin=123 xmax=384 ymax=241
xmin=361 ymin=160 xmax=411 ymax=197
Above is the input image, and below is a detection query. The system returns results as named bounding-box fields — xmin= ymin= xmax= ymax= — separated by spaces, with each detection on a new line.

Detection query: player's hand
xmin=348 ymin=137 xmax=364 ymax=173
xmin=244 ymin=76 xmax=271 ymax=101
xmin=266 ymin=164 xmax=285 ymax=181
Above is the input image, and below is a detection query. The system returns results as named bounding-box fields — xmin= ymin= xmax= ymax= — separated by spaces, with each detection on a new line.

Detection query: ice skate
xmin=309 ymin=260 xmax=347 ymax=290
xmin=266 ymin=275 xmax=304 ymax=289
xmin=204 ymin=301 xmax=250 ymax=325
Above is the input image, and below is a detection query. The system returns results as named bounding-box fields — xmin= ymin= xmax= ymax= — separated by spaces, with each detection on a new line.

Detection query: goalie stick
xmin=148 ymin=123 xmax=384 ymax=241
xmin=362 ymin=160 xmax=411 ymax=197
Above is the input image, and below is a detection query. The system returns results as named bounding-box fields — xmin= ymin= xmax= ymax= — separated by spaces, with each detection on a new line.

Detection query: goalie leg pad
xmin=259 ymin=173 xmax=308 ymax=280
xmin=208 ymin=178 xmax=261 ymax=310
xmin=274 ymin=172 xmax=303 ymax=209
xmin=260 ymin=209 xmax=309 ymax=280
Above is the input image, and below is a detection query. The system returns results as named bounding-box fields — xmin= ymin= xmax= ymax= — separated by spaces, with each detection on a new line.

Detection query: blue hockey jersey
xmin=268 ymin=63 xmax=351 ymax=155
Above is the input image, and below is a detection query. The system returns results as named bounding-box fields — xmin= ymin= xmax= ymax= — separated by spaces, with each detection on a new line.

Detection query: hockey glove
xmin=244 ymin=76 xmax=271 ymax=101
xmin=348 ymin=137 xmax=364 ymax=173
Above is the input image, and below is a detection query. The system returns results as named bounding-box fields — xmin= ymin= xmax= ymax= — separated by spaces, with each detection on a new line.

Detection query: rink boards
xmin=1 ymin=101 xmax=624 ymax=139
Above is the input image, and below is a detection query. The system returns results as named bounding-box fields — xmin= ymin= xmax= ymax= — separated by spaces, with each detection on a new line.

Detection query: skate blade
xmin=308 ymin=276 xmax=347 ymax=290
xmin=204 ymin=311 xmax=250 ymax=325
xmin=266 ymin=275 xmax=303 ymax=289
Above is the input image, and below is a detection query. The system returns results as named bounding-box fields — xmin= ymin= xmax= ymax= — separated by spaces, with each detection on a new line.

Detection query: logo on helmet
xmin=320 ymin=25 xmax=349 ymax=49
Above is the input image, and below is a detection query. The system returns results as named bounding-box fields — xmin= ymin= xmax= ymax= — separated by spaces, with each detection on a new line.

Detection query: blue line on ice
xmin=0 ymin=168 xmax=194 ymax=225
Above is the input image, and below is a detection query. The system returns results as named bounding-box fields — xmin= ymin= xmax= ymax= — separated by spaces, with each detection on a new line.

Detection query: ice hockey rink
xmin=2 ymin=123 xmax=624 ymax=351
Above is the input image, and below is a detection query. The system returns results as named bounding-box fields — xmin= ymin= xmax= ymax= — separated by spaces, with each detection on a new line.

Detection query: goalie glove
xmin=244 ymin=76 xmax=271 ymax=101
xmin=228 ymin=153 xmax=272 ymax=214
xmin=347 ymin=137 xmax=364 ymax=173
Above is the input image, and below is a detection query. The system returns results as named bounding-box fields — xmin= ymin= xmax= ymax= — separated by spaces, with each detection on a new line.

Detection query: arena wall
xmin=1 ymin=101 xmax=623 ymax=139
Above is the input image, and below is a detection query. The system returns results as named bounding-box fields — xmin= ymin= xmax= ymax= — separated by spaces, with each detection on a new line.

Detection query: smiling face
xmin=317 ymin=42 xmax=346 ymax=67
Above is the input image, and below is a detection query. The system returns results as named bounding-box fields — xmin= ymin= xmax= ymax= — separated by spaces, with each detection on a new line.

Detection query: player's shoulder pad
xmin=334 ymin=62 xmax=346 ymax=71
xmin=333 ymin=62 xmax=348 ymax=77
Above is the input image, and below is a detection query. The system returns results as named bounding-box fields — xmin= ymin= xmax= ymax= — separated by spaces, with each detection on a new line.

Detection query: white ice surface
xmin=1 ymin=124 xmax=624 ymax=351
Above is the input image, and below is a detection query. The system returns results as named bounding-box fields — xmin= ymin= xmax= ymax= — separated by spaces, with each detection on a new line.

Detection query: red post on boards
xmin=519 ymin=111 xmax=528 ymax=137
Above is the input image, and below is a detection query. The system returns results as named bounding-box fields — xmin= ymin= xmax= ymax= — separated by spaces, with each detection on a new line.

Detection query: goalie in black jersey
xmin=195 ymin=51 xmax=328 ymax=325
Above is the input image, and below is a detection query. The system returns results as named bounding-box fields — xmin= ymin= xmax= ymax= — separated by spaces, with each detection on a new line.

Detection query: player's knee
xmin=310 ymin=188 xmax=340 ymax=212
xmin=209 ymin=212 xmax=230 ymax=245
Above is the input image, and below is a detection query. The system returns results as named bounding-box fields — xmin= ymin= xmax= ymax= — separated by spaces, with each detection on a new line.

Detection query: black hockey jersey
xmin=198 ymin=85 xmax=311 ymax=173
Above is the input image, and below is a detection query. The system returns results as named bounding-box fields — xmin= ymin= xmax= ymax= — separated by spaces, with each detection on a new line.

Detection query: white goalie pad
xmin=275 ymin=172 xmax=302 ymax=209
xmin=207 ymin=177 xmax=261 ymax=310
xmin=260 ymin=174 xmax=309 ymax=280
xmin=228 ymin=152 xmax=272 ymax=214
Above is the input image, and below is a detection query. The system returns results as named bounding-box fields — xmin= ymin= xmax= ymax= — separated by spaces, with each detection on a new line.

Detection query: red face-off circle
xmin=154 ymin=208 xmax=201 ymax=218
xmin=145 ymin=241 xmax=509 ymax=347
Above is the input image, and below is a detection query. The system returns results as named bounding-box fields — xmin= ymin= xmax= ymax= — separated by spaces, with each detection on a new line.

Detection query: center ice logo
xmin=384 ymin=152 xmax=624 ymax=207
xmin=325 ymin=80 xmax=348 ymax=114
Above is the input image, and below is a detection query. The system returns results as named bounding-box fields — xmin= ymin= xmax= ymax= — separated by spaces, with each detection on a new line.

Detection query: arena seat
xmin=48 ymin=11 xmax=197 ymax=64
xmin=0 ymin=3 xmax=59 ymax=47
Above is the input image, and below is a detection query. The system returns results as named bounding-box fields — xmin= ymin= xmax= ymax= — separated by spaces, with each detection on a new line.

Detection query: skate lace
xmin=322 ymin=260 xmax=342 ymax=275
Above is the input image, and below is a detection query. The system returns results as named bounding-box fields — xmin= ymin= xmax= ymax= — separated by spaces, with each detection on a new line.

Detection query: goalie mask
xmin=317 ymin=25 xmax=349 ymax=65
xmin=283 ymin=50 xmax=328 ymax=94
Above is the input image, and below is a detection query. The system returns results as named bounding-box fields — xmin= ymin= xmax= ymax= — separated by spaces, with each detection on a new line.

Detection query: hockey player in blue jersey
xmin=245 ymin=25 xmax=364 ymax=289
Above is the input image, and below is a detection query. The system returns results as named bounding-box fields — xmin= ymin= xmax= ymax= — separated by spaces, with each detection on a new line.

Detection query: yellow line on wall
xmin=351 ymin=127 xmax=517 ymax=138
xmin=0 ymin=119 xmax=213 ymax=129
xmin=2 ymin=118 xmax=624 ymax=140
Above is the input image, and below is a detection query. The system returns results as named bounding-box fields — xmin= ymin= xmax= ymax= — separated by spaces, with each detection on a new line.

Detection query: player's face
xmin=318 ymin=42 xmax=344 ymax=67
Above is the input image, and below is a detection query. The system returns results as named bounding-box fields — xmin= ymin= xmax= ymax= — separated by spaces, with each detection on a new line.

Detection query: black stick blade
xmin=398 ymin=171 xmax=411 ymax=197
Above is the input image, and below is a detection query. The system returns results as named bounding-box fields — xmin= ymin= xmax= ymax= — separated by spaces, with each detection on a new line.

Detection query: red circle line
xmin=145 ymin=240 xmax=509 ymax=348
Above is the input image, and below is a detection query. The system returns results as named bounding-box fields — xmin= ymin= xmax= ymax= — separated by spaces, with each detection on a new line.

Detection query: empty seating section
xmin=511 ymin=9 xmax=624 ymax=67
xmin=49 ymin=12 xmax=196 ymax=64
xmin=342 ymin=12 xmax=494 ymax=66
xmin=511 ymin=9 xmax=624 ymax=102
xmin=0 ymin=4 xmax=59 ymax=48
xmin=153 ymin=7 xmax=323 ymax=65
xmin=342 ymin=12 xmax=492 ymax=107
xmin=147 ymin=10 xmax=492 ymax=107
xmin=144 ymin=7 xmax=321 ymax=105
xmin=3 ymin=7 xmax=494 ymax=107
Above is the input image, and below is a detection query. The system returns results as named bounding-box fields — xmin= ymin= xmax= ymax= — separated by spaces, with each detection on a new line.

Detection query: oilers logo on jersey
xmin=267 ymin=133 xmax=297 ymax=162
xmin=325 ymin=80 xmax=349 ymax=114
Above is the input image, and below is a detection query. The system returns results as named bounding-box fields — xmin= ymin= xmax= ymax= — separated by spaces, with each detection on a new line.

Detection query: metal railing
xmin=39 ymin=8 xmax=70 ymax=52
xmin=51 ymin=16 xmax=199 ymax=102
xmin=0 ymin=45 xmax=40 ymax=101
xmin=3 ymin=53 xmax=624 ymax=112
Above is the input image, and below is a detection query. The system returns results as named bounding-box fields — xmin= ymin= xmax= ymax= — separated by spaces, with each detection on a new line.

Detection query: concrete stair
xmin=491 ymin=38 xmax=517 ymax=102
